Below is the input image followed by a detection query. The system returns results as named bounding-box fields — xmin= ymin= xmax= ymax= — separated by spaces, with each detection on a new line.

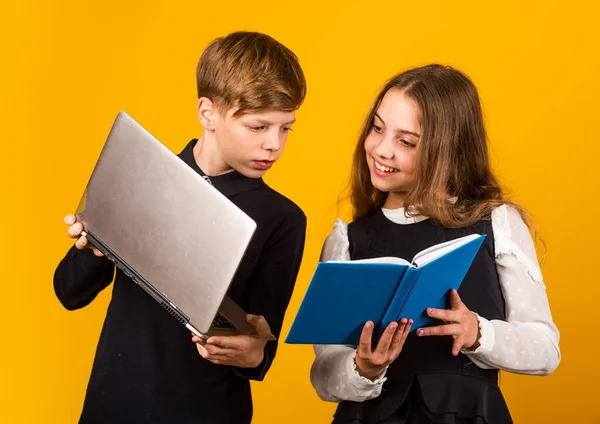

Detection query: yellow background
xmin=1 ymin=0 xmax=598 ymax=422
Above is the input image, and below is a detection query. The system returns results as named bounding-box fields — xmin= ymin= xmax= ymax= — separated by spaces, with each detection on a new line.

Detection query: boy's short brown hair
xmin=196 ymin=31 xmax=306 ymax=117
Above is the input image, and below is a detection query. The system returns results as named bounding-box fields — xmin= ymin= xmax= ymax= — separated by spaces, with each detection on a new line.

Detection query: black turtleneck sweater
xmin=54 ymin=139 xmax=306 ymax=424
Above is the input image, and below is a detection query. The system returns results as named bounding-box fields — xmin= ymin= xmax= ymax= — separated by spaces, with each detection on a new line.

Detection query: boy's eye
xmin=282 ymin=127 xmax=293 ymax=133
xmin=250 ymin=126 xmax=265 ymax=132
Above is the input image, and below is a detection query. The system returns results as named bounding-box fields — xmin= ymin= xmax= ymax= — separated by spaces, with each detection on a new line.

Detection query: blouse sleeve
xmin=310 ymin=220 xmax=388 ymax=402
xmin=461 ymin=205 xmax=561 ymax=376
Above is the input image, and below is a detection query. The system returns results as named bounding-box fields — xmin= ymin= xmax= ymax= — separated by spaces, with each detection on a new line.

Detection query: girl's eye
xmin=372 ymin=124 xmax=384 ymax=134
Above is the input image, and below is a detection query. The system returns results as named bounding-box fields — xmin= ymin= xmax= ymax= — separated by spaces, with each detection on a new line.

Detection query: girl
xmin=310 ymin=64 xmax=560 ymax=424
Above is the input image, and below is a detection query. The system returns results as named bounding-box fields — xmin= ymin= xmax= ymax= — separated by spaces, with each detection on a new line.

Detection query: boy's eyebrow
xmin=251 ymin=118 xmax=297 ymax=126
xmin=374 ymin=113 xmax=420 ymax=138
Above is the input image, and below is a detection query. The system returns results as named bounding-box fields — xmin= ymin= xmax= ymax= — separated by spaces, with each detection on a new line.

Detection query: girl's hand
xmin=416 ymin=289 xmax=480 ymax=356
xmin=355 ymin=318 xmax=412 ymax=381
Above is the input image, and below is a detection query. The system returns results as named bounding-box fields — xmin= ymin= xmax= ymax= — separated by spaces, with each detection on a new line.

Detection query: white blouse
xmin=310 ymin=205 xmax=561 ymax=403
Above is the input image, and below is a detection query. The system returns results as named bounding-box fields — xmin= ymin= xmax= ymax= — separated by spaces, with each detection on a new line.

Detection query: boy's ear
xmin=197 ymin=97 xmax=217 ymax=131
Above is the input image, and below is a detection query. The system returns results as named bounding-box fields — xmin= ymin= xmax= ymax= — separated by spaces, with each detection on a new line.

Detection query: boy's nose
xmin=263 ymin=132 xmax=282 ymax=152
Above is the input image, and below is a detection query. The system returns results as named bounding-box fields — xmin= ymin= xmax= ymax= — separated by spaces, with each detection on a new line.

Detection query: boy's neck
xmin=192 ymin=134 xmax=234 ymax=177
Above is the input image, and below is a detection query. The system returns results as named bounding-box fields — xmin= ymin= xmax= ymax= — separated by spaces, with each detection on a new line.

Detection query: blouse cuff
xmin=347 ymin=349 xmax=388 ymax=389
xmin=461 ymin=313 xmax=495 ymax=356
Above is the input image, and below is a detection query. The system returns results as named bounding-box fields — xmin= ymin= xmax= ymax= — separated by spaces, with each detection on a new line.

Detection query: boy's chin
xmin=236 ymin=166 xmax=268 ymax=179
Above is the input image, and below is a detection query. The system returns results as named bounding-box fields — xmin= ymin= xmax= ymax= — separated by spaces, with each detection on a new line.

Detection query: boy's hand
xmin=192 ymin=314 xmax=271 ymax=368
xmin=64 ymin=214 xmax=104 ymax=257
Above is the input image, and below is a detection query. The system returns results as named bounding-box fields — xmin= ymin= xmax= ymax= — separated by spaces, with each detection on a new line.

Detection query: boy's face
xmin=206 ymin=103 xmax=296 ymax=178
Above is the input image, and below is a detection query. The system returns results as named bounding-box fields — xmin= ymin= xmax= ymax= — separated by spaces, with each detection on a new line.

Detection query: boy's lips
xmin=253 ymin=160 xmax=275 ymax=170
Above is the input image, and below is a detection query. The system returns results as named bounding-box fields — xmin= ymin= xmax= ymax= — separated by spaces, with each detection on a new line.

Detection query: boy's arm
xmin=54 ymin=245 xmax=115 ymax=310
xmin=233 ymin=210 xmax=307 ymax=381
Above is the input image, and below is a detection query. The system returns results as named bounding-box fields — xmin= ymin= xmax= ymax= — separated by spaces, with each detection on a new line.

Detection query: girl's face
xmin=364 ymin=89 xmax=421 ymax=208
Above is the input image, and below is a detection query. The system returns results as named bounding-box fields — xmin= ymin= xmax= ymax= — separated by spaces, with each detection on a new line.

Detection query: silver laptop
xmin=75 ymin=111 xmax=260 ymax=339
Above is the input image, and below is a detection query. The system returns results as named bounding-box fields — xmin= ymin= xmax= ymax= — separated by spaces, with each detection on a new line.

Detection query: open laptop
xmin=75 ymin=111 xmax=261 ymax=339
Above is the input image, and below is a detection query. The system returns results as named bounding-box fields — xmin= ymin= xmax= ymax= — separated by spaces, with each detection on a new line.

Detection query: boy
xmin=54 ymin=31 xmax=307 ymax=424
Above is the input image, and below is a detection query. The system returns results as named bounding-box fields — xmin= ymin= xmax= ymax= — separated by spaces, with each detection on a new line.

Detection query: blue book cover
xmin=285 ymin=234 xmax=486 ymax=345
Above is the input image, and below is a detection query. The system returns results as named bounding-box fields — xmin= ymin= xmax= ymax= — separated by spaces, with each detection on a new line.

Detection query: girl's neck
xmin=383 ymin=191 xmax=406 ymax=210
xmin=383 ymin=190 xmax=456 ymax=211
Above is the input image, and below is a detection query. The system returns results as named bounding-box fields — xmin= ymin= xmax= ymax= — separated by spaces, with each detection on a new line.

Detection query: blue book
xmin=285 ymin=234 xmax=486 ymax=345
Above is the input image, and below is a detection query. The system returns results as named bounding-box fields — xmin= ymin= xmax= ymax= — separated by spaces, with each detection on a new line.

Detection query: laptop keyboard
xmin=212 ymin=313 xmax=237 ymax=329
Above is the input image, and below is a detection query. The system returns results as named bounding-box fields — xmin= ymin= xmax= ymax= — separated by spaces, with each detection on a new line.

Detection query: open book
xmin=285 ymin=234 xmax=485 ymax=345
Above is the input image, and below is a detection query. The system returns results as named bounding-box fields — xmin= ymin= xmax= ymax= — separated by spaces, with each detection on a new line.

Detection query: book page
xmin=412 ymin=234 xmax=481 ymax=267
xmin=327 ymin=256 xmax=411 ymax=266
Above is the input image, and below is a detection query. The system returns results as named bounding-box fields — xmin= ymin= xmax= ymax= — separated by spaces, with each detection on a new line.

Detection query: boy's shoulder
xmin=232 ymin=181 xmax=306 ymax=227
xmin=242 ymin=182 xmax=306 ymax=225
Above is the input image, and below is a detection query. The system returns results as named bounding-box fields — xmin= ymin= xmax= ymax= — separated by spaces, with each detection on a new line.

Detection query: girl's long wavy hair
xmin=348 ymin=64 xmax=544 ymax=255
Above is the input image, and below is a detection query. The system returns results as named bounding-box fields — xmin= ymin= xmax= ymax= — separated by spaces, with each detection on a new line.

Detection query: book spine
xmin=385 ymin=267 xmax=420 ymax=324
xmin=375 ymin=267 xmax=419 ymax=339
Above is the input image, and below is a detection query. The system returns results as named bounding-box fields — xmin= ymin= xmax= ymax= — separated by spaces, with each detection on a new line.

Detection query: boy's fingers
xmin=75 ymin=236 xmax=89 ymax=250
xmin=68 ymin=222 xmax=83 ymax=239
